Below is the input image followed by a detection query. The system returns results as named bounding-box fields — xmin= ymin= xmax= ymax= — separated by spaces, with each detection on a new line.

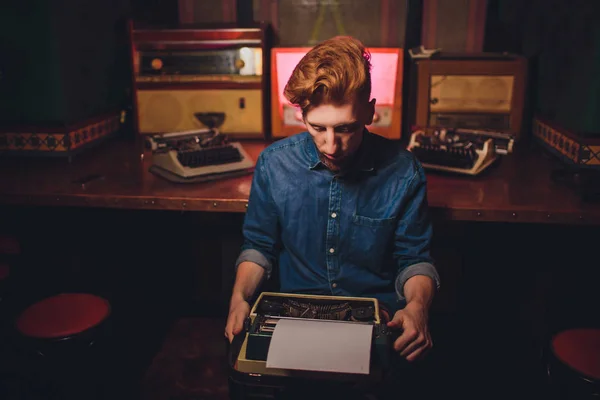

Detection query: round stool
xmin=548 ymin=328 xmax=600 ymax=399
xmin=15 ymin=293 xmax=112 ymax=399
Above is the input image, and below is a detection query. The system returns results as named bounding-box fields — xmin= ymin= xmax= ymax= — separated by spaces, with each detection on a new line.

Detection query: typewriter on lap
xmin=229 ymin=292 xmax=394 ymax=397
xmin=147 ymin=112 xmax=255 ymax=183
xmin=407 ymin=126 xmax=515 ymax=175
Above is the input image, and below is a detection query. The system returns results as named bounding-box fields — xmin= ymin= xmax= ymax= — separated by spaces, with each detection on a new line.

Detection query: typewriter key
xmin=258 ymin=299 xmax=284 ymax=315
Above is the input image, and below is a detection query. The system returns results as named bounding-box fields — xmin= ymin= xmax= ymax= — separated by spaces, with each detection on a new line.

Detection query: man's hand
xmin=387 ymin=301 xmax=432 ymax=362
xmin=225 ymin=294 xmax=251 ymax=343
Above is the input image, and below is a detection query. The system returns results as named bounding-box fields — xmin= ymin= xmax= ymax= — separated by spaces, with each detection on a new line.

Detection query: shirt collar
xmin=306 ymin=135 xmax=322 ymax=169
xmin=305 ymin=129 xmax=375 ymax=172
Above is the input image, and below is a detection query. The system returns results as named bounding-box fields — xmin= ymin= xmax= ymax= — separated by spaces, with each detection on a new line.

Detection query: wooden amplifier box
xmin=129 ymin=21 xmax=272 ymax=139
xmin=407 ymin=53 xmax=527 ymax=141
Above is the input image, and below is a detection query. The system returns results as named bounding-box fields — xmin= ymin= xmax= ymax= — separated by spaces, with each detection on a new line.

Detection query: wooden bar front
xmin=0 ymin=138 xmax=599 ymax=225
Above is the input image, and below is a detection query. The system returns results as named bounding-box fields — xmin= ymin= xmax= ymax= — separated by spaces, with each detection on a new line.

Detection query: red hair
xmin=283 ymin=36 xmax=372 ymax=113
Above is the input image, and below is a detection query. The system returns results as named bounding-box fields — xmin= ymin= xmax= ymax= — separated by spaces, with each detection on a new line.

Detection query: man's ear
xmin=367 ymin=98 xmax=376 ymax=124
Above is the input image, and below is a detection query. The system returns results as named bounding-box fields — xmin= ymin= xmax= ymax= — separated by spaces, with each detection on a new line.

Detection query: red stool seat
xmin=16 ymin=293 xmax=111 ymax=339
xmin=551 ymin=328 xmax=600 ymax=381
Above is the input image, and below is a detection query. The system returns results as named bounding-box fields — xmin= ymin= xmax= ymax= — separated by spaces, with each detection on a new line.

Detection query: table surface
xmin=1 ymin=137 xmax=598 ymax=225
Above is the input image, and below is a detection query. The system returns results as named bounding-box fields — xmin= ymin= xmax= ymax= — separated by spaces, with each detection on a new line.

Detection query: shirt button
xmin=332 ymin=283 xmax=338 ymax=288
xmin=331 ymin=212 xmax=337 ymax=218
xmin=329 ymin=248 xmax=335 ymax=254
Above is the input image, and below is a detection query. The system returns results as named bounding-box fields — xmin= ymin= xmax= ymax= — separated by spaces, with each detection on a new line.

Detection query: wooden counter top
xmin=0 ymin=137 xmax=598 ymax=224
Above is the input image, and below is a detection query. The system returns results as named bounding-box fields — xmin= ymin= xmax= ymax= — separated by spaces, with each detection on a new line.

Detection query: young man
xmin=225 ymin=36 xmax=440 ymax=365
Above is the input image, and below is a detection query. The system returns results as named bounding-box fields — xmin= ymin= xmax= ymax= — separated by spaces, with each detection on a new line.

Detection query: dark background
xmin=0 ymin=0 xmax=599 ymax=133
xmin=0 ymin=1 xmax=599 ymax=399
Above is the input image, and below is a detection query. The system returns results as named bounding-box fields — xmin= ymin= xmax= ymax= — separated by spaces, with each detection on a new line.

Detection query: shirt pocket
xmin=347 ymin=214 xmax=397 ymax=275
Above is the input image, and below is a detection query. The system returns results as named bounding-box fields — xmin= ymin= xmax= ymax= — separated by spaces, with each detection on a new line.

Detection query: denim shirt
xmin=235 ymin=130 xmax=440 ymax=314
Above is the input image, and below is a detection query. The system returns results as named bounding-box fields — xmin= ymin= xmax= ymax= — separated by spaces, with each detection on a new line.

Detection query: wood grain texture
xmin=0 ymin=138 xmax=599 ymax=224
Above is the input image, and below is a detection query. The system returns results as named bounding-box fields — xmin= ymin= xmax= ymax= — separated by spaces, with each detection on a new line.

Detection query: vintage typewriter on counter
xmin=407 ymin=126 xmax=515 ymax=175
xmin=229 ymin=292 xmax=394 ymax=397
xmin=147 ymin=112 xmax=255 ymax=183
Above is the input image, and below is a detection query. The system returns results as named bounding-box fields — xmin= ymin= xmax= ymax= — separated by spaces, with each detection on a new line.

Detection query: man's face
xmin=304 ymin=100 xmax=375 ymax=171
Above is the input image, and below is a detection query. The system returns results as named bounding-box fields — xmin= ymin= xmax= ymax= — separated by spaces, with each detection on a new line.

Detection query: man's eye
xmin=312 ymin=126 xmax=325 ymax=132
xmin=335 ymin=127 xmax=350 ymax=133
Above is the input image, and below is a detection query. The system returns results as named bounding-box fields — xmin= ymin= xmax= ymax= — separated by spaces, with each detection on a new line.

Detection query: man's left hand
xmin=387 ymin=301 xmax=432 ymax=362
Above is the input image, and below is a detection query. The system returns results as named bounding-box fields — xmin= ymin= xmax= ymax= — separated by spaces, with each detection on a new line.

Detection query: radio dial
xmin=151 ymin=58 xmax=163 ymax=70
xmin=235 ymin=59 xmax=246 ymax=69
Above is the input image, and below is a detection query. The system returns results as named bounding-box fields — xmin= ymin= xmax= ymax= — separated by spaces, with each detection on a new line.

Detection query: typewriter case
xmin=229 ymin=292 xmax=393 ymax=395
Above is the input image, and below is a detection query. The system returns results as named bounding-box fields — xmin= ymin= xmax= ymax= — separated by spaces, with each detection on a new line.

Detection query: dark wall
xmin=3 ymin=0 xmax=598 ymax=135
xmin=0 ymin=1 xmax=67 ymax=124
xmin=0 ymin=0 xmax=177 ymax=126
xmin=485 ymin=0 xmax=600 ymax=135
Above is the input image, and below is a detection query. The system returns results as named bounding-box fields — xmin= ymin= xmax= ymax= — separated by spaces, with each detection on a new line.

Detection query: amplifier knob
xmin=151 ymin=58 xmax=163 ymax=70
xmin=235 ymin=59 xmax=246 ymax=69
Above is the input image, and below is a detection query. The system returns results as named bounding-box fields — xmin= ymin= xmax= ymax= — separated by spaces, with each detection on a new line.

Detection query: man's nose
xmin=324 ymin=129 xmax=338 ymax=154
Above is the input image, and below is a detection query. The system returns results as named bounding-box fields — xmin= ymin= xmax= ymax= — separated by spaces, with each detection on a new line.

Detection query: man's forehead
xmin=304 ymin=103 xmax=363 ymax=126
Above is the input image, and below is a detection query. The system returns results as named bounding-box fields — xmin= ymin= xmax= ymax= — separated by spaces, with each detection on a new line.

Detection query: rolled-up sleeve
xmin=393 ymin=158 xmax=440 ymax=301
xmin=235 ymin=152 xmax=280 ymax=278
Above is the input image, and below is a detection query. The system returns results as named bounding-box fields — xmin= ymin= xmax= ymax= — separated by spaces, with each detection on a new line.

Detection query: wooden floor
xmin=136 ymin=314 xmax=553 ymax=400
xmin=141 ymin=318 xmax=230 ymax=400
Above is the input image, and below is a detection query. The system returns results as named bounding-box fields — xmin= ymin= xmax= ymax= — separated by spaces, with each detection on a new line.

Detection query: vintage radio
xmin=229 ymin=292 xmax=394 ymax=397
xmin=271 ymin=47 xmax=404 ymax=140
xmin=129 ymin=22 xmax=271 ymax=139
xmin=408 ymin=53 xmax=527 ymax=141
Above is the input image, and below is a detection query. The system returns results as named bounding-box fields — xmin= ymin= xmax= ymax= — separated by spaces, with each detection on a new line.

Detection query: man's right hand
xmin=225 ymin=295 xmax=251 ymax=343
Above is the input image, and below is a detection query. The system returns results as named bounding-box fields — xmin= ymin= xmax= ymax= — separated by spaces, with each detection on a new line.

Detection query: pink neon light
xmin=275 ymin=50 xmax=399 ymax=106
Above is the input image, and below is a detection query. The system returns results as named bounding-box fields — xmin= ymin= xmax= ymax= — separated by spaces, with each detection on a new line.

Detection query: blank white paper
xmin=265 ymin=319 xmax=373 ymax=375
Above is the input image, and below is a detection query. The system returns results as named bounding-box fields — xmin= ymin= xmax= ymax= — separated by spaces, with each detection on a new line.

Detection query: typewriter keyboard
xmin=177 ymin=145 xmax=243 ymax=168
xmin=411 ymin=145 xmax=477 ymax=169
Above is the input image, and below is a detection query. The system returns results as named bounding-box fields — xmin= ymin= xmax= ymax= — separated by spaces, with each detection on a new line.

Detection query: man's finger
xmin=393 ymin=328 xmax=417 ymax=352
xmin=404 ymin=337 xmax=432 ymax=361
xmin=387 ymin=312 xmax=404 ymax=329
xmin=400 ymin=334 xmax=426 ymax=357
xmin=225 ymin=324 xmax=233 ymax=342
xmin=232 ymin=314 xmax=243 ymax=335
xmin=225 ymin=316 xmax=237 ymax=341
xmin=405 ymin=345 xmax=428 ymax=362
